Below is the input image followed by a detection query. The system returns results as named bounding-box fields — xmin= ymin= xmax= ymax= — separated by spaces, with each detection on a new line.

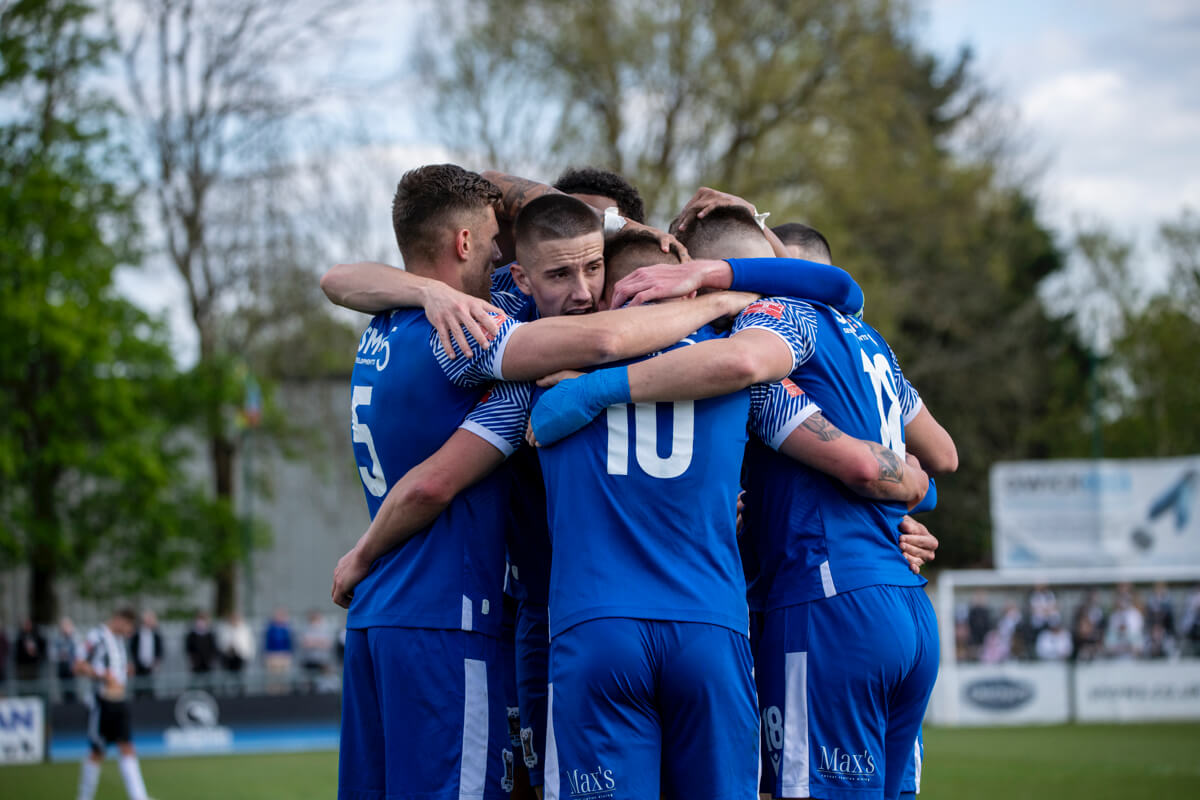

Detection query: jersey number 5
xmin=605 ymin=401 xmax=694 ymax=479
xmin=351 ymin=385 xmax=387 ymax=497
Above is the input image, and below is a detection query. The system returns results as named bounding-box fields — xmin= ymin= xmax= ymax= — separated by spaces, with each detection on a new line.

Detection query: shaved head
xmin=675 ymin=205 xmax=773 ymax=260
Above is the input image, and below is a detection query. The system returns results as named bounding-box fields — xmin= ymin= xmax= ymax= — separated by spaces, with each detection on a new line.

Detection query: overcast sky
xmin=924 ymin=0 xmax=1199 ymax=248
xmin=117 ymin=0 xmax=1200 ymax=359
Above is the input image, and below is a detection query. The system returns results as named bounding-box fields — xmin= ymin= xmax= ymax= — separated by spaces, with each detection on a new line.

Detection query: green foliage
xmin=1083 ymin=211 xmax=1200 ymax=458
xmin=0 ymin=0 xmax=217 ymax=619
xmin=427 ymin=0 xmax=1092 ymax=565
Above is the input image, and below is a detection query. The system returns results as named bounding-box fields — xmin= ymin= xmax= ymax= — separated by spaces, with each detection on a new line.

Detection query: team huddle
xmin=324 ymin=164 xmax=957 ymax=800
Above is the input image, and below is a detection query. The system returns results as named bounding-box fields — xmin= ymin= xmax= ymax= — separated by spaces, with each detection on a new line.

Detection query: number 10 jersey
xmin=535 ymin=324 xmax=814 ymax=639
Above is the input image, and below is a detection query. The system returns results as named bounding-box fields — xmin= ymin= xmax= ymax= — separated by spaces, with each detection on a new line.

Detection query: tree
xmin=1077 ymin=211 xmax=1200 ymax=458
xmin=112 ymin=0 xmax=360 ymax=613
xmin=422 ymin=0 xmax=1092 ymax=565
xmin=0 ymin=0 xmax=209 ymax=621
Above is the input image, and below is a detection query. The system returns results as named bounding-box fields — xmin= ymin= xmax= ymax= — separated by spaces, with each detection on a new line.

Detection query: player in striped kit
xmin=74 ymin=606 xmax=154 ymax=800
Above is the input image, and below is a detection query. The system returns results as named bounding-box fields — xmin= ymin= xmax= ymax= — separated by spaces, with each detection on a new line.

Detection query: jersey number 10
xmin=605 ymin=401 xmax=695 ymax=479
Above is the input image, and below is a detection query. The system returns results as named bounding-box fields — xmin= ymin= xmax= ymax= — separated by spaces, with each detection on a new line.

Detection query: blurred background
xmin=1 ymin=0 xmax=1197 ymax=797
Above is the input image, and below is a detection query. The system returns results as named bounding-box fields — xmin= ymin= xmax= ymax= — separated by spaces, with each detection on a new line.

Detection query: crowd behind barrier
xmin=0 ymin=607 xmax=346 ymax=703
xmin=954 ymin=581 xmax=1200 ymax=664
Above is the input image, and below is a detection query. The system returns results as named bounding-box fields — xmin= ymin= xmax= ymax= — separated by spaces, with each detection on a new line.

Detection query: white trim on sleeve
xmin=489 ymin=322 xmax=524 ymax=382
xmin=459 ymin=420 xmax=516 ymax=458
xmin=903 ymin=395 xmax=925 ymax=426
xmin=767 ymin=404 xmax=821 ymax=451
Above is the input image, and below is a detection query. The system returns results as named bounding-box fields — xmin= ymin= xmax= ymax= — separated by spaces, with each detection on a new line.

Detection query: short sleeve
xmin=430 ymin=308 xmax=525 ymax=388
xmin=459 ymin=381 xmax=534 ymax=457
xmin=885 ymin=343 xmax=924 ymax=424
xmin=731 ymin=297 xmax=818 ymax=373
xmin=749 ymin=378 xmax=822 ymax=450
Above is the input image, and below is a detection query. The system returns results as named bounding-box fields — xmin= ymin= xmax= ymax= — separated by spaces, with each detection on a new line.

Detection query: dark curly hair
xmin=392 ymin=164 xmax=501 ymax=264
xmin=553 ymin=166 xmax=646 ymax=223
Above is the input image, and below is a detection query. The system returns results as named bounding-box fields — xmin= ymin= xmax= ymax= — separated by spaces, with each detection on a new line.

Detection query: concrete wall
xmin=1 ymin=378 xmax=368 ymax=628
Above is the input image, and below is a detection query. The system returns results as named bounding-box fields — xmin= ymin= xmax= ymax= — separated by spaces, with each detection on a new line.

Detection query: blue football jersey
xmin=535 ymin=324 xmax=817 ymax=639
xmin=347 ymin=304 xmax=529 ymax=635
xmin=732 ymin=298 xmax=927 ymax=609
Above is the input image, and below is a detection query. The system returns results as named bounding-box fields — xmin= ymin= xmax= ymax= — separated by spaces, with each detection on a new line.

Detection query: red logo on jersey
xmin=781 ymin=378 xmax=804 ymax=397
xmin=745 ymin=300 xmax=784 ymax=319
xmin=488 ymin=309 xmax=508 ymax=324
xmin=479 ymin=386 xmax=495 ymax=404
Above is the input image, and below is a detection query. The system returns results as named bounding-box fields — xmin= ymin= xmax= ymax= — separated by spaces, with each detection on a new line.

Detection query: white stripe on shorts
xmin=543 ymin=683 xmax=560 ymax=800
xmin=781 ymin=651 xmax=810 ymax=798
xmin=913 ymin=736 xmax=923 ymax=793
xmin=459 ymin=658 xmax=488 ymax=799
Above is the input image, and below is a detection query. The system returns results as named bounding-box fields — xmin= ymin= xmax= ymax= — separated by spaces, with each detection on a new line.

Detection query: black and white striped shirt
xmin=82 ymin=624 xmax=127 ymax=697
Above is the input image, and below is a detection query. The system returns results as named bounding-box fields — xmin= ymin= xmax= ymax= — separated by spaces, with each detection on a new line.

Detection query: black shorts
xmin=88 ymin=697 xmax=132 ymax=752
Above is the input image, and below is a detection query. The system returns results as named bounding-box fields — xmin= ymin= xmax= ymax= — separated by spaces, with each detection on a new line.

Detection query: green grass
xmin=5 ymin=723 xmax=1200 ymax=799
xmin=922 ymin=722 xmax=1200 ymax=799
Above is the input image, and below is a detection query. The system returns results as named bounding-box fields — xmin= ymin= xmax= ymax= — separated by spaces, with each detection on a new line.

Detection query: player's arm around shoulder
xmin=496 ymin=290 xmax=757 ymax=382
xmin=323 ymin=261 xmax=504 ymax=359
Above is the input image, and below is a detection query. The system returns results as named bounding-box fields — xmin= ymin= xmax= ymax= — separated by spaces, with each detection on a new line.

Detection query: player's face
xmin=569 ymin=192 xmax=620 ymax=215
xmin=513 ymin=231 xmax=605 ymax=317
xmin=463 ymin=207 xmax=503 ymax=300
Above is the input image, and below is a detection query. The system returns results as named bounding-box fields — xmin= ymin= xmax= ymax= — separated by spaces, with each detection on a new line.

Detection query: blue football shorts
xmin=544 ymin=617 xmax=758 ymax=800
xmin=756 ymin=585 xmax=937 ymax=800
xmin=339 ymin=627 xmax=509 ymax=800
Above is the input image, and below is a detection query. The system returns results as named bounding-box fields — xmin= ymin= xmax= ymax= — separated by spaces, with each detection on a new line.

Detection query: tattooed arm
xmin=479 ymin=171 xmax=563 ymax=223
xmin=777 ymin=414 xmax=929 ymax=507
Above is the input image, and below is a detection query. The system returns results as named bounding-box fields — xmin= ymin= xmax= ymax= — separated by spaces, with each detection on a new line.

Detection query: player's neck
xmin=407 ymin=259 xmax=468 ymax=294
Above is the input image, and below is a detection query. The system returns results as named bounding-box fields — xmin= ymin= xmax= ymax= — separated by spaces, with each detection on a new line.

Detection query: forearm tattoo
xmin=869 ymin=442 xmax=904 ymax=484
xmin=801 ymin=414 xmax=844 ymax=442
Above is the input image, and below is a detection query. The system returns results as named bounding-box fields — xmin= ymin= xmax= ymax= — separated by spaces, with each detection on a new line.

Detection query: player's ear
xmin=454 ymin=228 xmax=471 ymax=262
xmin=509 ymin=262 xmax=534 ymax=295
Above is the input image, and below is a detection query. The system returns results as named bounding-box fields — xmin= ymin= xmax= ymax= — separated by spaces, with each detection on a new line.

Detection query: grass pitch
xmin=5 ymin=723 xmax=1199 ymax=799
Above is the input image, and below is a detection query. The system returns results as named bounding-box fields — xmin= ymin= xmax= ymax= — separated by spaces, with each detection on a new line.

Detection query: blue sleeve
xmin=429 ymin=309 xmax=524 ymax=388
xmin=910 ymin=478 xmax=937 ymax=513
xmin=460 ymin=381 xmax=534 ymax=457
xmin=749 ymin=379 xmax=822 ymax=449
xmin=730 ymin=297 xmax=818 ymax=373
xmin=726 ymin=257 xmax=864 ymax=316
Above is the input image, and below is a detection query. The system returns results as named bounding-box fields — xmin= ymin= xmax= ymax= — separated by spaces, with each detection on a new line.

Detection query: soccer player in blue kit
xmin=527 ymin=216 xmax=933 ymax=800
xmin=335 ymin=166 xmax=786 ymax=800
xmin=532 ymin=209 xmax=955 ymax=800
xmin=329 ymin=175 xmax=923 ymax=798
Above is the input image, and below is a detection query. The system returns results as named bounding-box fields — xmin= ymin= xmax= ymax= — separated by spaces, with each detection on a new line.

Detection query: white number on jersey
xmin=605 ymin=401 xmax=695 ymax=479
xmin=860 ymin=351 xmax=905 ymax=456
xmin=351 ymin=385 xmax=388 ymax=497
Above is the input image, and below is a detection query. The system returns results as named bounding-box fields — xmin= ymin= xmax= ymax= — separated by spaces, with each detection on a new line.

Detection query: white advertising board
xmin=991 ymin=457 xmax=1200 ymax=570
xmin=0 ymin=697 xmax=45 ymax=764
xmin=932 ymin=662 xmax=1070 ymax=726
xmin=1075 ymin=661 xmax=1200 ymax=722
